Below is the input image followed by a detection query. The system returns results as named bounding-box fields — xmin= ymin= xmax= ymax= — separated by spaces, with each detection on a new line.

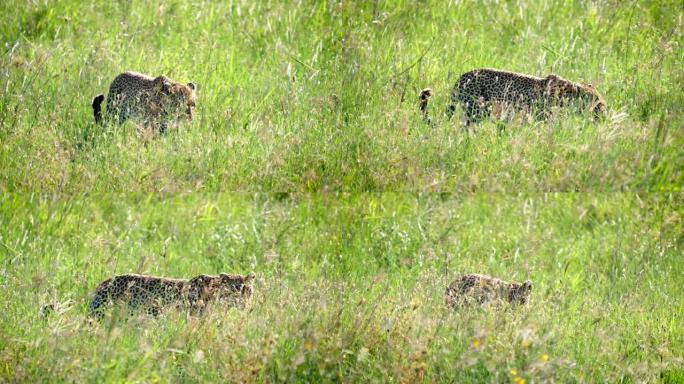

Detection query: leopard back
xmin=88 ymin=274 xmax=189 ymax=318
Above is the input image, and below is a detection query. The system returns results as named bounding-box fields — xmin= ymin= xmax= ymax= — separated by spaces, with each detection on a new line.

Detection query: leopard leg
xmin=464 ymin=102 xmax=485 ymax=127
xmin=147 ymin=306 xmax=161 ymax=317
xmin=446 ymin=104 xmax=457 ymax=120
xmin=118 ymin=107 xmax=129 ymax=125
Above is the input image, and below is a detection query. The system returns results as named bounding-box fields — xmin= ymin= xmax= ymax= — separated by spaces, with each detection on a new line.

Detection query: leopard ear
xmin=544 ymin=74 xmax=559 ymax=94
xmin=523 ymin=280 xmax=533 ymax=290
xmin=193 ymin=274 xmax=211 ymax=282
xmin=188 ymin=274 xmax=210 ymax=299
xmin=246 ymin=272 xmax=256 ymax=282
xmin=187 ymin=82 xmax=196 ymax=91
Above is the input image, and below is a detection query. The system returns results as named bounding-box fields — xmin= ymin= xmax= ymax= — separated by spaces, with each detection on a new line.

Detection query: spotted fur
xmin=445 ymin=273 xmax=532 ymax=309
xmin=447 ymin=68 xmax=606 ymax=125
xmin=92 ymin=71 xmax=197 ymax=133
xmin=88 ymin=272 xmax=255 ymax=319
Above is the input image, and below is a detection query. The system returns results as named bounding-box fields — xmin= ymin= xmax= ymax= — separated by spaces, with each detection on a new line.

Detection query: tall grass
xmin=1 ymin=193 xmax=682 ymax=382
xmin=1 ymin=0 xmax=683 ymax=382
xmin=0 ymin=0 xmax=681 ymax=192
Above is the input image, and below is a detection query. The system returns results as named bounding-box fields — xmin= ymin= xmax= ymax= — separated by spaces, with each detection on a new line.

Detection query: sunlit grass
xmin=1 ymin=0 xmax=683 ymax=382
xmin=0 ymin=0 xmax=681 ymax=192
xmin=1 ymin=193 xmax=683 ymax=382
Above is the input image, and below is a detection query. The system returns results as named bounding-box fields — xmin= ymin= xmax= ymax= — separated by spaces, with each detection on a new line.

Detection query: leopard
xmin=92 ymin=71 xmax=197 ymax=133
xmin=445 ymin=273 xmax=532 ymax=309
xmin=443 ymin=68 xmax=606 ymax=126
xmin=87 ymin=272 xmax=255 ymax=319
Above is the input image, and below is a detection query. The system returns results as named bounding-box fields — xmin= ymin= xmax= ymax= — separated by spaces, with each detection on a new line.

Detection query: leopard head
xmin=188 ymin=273 xmax=255 ymax=309
xmin=545 ymin=75 xmax=606 ymax=119
xmin=153 ymin=76 xmax=197 ymax=120
xmin=217 ymin=272 xmax=255 ymax=306
xmin=510 ymin=280 xmax=533 ymax=305
xmin=578 ymin=83 xmax=607 ymax=120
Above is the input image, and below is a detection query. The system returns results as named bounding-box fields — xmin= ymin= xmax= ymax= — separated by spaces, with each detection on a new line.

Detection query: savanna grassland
xmin=0 ymin=0 xmax=682 ymax=191
xmin=1 ymin=194 xmax=683 ymax=382
xmin=0 ymin=0 xmax=683 ymax=383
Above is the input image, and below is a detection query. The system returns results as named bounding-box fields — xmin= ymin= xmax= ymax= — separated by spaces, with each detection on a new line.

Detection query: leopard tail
xmin=92 ymin=94 xmax=105 ymax=124
xmin=418 ymin=88 xmax=433 ymax=124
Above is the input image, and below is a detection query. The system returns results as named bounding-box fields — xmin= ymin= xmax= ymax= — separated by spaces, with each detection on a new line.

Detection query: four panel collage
xmin=1 ymin=1 xmax=682 ymax=382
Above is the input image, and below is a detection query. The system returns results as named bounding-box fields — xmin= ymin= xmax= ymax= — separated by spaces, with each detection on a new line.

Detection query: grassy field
xmin=1 ymin=0 xmax=683 ymax=383
xmin=0 ymin=0 xmax=682 ymax=192
xmin=0 ymin=194 xmax=683 ymax=382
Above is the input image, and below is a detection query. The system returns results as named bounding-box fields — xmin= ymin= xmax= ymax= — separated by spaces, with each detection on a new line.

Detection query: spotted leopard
xmin=88 ymin=272 xmax=255 ymax=319
xmin=92 ymin=71 xmax=197 ymax=133
xmin=443 ymin=68 xmax=606 ymax=126
xmin=445 ymin=273 xmax=532 ymax=309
